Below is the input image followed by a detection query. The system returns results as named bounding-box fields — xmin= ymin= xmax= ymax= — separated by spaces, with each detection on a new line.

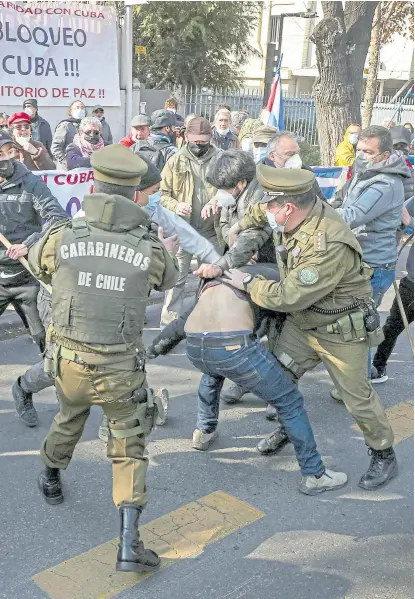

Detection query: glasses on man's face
xmin=0 ymin=125 xmax=7 ymax=130
xmin=14 ymin=123 xmax=30 ymax=130
xmin=94 ymin=110 xmax=104 ymax=115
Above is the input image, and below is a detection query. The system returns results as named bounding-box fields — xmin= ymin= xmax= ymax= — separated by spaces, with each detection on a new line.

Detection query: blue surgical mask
xmin=266 ymin=206 xmax=289 ymax=233
xmin=143 ymin=190 xmax=161 ymax=216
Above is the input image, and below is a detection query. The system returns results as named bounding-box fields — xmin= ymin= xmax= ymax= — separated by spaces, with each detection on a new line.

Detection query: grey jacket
xmin=0 ymin=161 xmax=68 ymax=273
xmin=75 ymin=197 xmax=221 ymax=265
xmin=405 ymin=196 xmax=414 ymax=282
xmin=51 ymin=119 xmax=80 ymax=169
xmin=337 ymin=153 xmax=410 ymax=266
xmin=30 ymin=115 xmax=53 ymax=157
xmin=100 ymin=118 xmax=113 ymax=145
xmin=151 ymin=203 xmax=221 ymax=263
xmin=394 ymin=150 xmax=414 ymax=200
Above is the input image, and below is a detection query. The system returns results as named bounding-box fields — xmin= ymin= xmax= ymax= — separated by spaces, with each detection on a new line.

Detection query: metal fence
xmin=178 ymin=86 xmax=414 ymax=147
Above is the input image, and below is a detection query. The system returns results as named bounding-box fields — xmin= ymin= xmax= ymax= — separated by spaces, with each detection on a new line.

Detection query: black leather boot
xmin=358 ymin=447 xmax=398 ymax=490
xmin=37 ymin=467 xmax=64 ymax=505
xmin=257 ymin=424 xmax=290 ymax=455
xmin=12 ymin=377 xmax=38 ymax=427
xmin=116 ymin=505 xmax=161 ymax=573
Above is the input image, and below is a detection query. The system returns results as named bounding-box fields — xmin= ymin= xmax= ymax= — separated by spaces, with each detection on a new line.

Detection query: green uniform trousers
xmin=40 ymin=357 xmax=148 ymax=508
xmin=273 ymin=318 xmax=394 ymax=450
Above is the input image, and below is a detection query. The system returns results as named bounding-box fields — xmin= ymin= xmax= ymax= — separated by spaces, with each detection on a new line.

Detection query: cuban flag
xmin=265 ymin=60 xmax=284 ymax=131
xmin=311 ymin=166 xmax=350 ymax=202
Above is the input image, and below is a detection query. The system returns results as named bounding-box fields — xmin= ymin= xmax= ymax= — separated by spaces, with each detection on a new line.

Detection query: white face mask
xmin=24 ymin=107 xmax=34 ymax=117
xmin=72 ymin=108 xmax=86 ymax=120
xmin=348 ymin=133 xmax=359 ymax=146
xmin=15 ymin=135 xmax=30 ymax=146
xmin=218 ymin=128 xmax=230 ymax=136
xmin=215 ymin=188 xmax=236 ymax=208
xmin=284 ymin=154 xmax=302 ymax=169
xmin=253 ymin=147 xmax=268 ymax=163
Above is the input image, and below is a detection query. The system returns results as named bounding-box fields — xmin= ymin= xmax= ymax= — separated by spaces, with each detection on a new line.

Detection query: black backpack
xmin=132 ymin=140 xmax=166 ymax=171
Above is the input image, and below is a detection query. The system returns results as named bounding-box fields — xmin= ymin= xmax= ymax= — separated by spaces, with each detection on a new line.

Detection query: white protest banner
xmin=37 ymin=168 xmax=94 ymax=215
xmin=0 ymin=2 xmax=120 ymax=106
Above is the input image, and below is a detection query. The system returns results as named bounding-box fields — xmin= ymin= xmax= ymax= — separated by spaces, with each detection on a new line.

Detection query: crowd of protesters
xmin=0 ymin=95 xmax=413 ymax=494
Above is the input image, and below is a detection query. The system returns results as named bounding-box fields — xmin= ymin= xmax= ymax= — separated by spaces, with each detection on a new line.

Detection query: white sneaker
xmin=155 ymin=388 xmax=169 ymax=426
xmin=330 ymin=388 xmax=343 ymax=402
xmin=192 ymin=428 xmax=218 ymax=451
xmin=299 ymin=469 xmax=348 ymax=496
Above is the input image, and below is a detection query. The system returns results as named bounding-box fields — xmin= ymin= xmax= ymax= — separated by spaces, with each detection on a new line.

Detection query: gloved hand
xmin=221 ymin=269 xmax=249 ymax=291
xmin=146 ymin=337 xmax=177 ymax=360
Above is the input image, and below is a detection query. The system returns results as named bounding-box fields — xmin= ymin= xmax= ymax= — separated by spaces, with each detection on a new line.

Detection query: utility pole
xmin=263 ymin=10 xmax=317 ymax=104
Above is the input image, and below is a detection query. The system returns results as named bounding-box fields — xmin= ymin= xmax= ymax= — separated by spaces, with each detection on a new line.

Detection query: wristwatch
xmin=243 ymin=274 xmax=254 ymax=291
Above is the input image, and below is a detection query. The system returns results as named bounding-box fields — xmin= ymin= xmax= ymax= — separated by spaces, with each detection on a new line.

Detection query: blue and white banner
xmin=311 ymin=166 xmax=349 ymax=202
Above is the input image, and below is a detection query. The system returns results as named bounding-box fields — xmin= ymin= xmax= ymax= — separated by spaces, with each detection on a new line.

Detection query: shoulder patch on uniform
xmin=299 ymin=266 xmax=319 ymax=285
xmin=314 ymin=230 xmax=327 ymax=252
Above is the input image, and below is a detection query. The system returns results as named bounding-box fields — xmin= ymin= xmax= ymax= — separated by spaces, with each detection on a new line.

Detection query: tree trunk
xmin=310 ymin=1 xmax=378 ymax=165
xmin=362 ymin=4 xmax=383 ymax=128
xmin=362 ymin=2 xmax=397 ymax=128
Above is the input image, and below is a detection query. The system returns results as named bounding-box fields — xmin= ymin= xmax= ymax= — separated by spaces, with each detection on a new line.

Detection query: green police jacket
xmin=224 ymin=198 xmax=373 ymax=330
xmin=28 ymin=193 xmax=179 ymax=358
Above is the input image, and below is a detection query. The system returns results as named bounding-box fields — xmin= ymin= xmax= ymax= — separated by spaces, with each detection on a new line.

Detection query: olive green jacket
xmin=220 ymin=198 xmax=373 ymax=330
xmin=160 ymin=144 xmax=223 ymax=242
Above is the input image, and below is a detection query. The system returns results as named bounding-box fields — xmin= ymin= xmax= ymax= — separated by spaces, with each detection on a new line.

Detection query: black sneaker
xmin=358 ymin=447 xmax=398 ymax=490
xmin=12 ymin=378 xmax=38 ymax=427
xmin=371 ymin=366 xmax=388 ymax=384
xmin=257 ymin=425 xmax=290 ymax=455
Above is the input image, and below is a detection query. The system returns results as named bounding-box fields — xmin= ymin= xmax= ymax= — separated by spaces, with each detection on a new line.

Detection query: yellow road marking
xmin=33 ymin=490 xmax=264 ymax=599
xmin=352 ymin=401 xmax=414 ymax=444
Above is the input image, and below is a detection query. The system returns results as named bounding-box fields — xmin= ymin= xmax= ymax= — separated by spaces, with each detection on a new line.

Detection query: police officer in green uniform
xmin=195 ymin=166 xmax=397 ymax=491
xmin=27 ymin=145 xmax=179 ymax=573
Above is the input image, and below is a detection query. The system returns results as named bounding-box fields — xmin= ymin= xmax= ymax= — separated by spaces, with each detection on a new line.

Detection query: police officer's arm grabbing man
xmin=27 ymin=145 xmax=179 ymax=574
xmin=196 ymin=166 xmax=397 ymax=492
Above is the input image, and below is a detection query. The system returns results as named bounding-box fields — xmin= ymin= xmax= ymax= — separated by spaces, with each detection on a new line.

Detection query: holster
xmin=132 ymin=388 xmax=164 ymax=436
xmin=330 ymin=312 xmax=367 ymax=343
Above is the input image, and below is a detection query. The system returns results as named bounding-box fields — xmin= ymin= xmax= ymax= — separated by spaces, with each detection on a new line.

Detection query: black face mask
xmin=84 ymin=132 xmax=100 ymax=144
xmin=168 ymin=129 xmax=177 ymax=145
xmin=0 ymin=158 xmax=15 ymax=179
xmin=188 ymin=142 xmax=210 ymax=157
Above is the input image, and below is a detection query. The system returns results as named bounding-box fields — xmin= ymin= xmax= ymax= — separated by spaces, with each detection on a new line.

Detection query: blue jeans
xmin=369 ymin=265 xmax=396 ymax=374
xmin=186 ymin=333 xmax=324 ymax=476
xmin=371 ymin=265 xmax=396 ymax=308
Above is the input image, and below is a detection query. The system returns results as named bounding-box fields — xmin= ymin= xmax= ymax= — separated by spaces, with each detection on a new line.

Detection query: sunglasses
xmin=84 ymin=130 xmax=99 ymax=135
xmin=14 ymin=123 xmax=30 ymax=130
xmin=94 ymin=110 xmax=104 ymax=114
xmin=0 ymin=125 xmax=7 ymax=130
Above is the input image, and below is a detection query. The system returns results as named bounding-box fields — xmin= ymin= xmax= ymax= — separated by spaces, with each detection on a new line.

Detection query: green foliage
xmin=133 ymin=2 xmax=261 ymax=89
xmin=298 ymin=140 xmax=321 ymax=167
xmin=380 ymin=1 xmax=414 ymax=46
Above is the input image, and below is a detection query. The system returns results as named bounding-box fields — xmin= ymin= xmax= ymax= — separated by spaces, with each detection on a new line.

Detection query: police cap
xmin=91 ymin=145 xmax=148 ymax=186
xmin=255 ymin=164 xmax=315 ymax=202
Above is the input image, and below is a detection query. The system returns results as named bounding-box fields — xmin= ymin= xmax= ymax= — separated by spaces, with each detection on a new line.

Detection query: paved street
xmin=0 ymin=259 xmax=413 ymax=599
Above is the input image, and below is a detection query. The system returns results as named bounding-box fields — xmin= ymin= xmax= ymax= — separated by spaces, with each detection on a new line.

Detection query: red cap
xmin=8 ymin=112 xmax=31 ymax=127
